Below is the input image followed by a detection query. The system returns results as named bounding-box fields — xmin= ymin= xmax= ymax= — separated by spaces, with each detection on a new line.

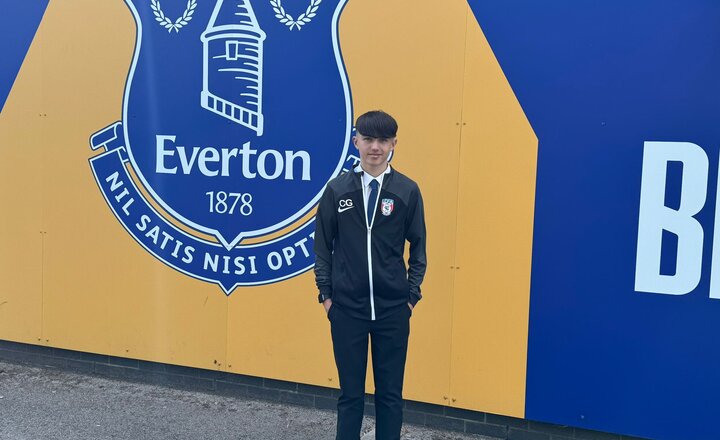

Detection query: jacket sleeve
xmin=313 ymin=184 xmax=337 ymax=300
xmin=405 ymin=185 xmax=427 ymax=306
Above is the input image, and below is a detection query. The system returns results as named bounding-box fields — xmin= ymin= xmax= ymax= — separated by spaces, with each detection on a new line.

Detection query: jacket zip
xmin=367 ymin=227 xmax=375 ymax=320
xmin=356 ymin=166 xmax=390 ymax=321
xmin=366 ymin=180 xmax=382 ymax=321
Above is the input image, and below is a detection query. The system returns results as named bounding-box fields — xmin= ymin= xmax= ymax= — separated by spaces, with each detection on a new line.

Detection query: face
xmin=353 ymin=132 xmax=397 ymax=172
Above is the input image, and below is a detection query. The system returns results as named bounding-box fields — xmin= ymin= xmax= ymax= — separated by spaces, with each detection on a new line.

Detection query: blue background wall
xmin=5 ymin=1 xmax=720 ymax=438
xmin=468 ymin=1 xmax=720 ymax=439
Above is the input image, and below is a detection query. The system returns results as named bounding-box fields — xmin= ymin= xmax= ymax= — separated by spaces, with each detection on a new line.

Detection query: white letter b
xmin=635 ymin=141 xmax=708 ymax=295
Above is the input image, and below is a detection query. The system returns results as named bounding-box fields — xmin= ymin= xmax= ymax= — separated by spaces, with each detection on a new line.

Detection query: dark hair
xmin=355 ymin=110 xmax=398 ymax=139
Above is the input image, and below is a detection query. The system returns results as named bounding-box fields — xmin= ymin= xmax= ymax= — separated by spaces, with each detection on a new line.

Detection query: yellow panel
xmin=226 ymin=273 xmax=337 ymax=385
xmin=226 ymin=0 xmax=469 ymax=405
xmin=0 ymin=18 xmax=45 ymax=344
xmin=1 ymin=0 xmax=540 ymax=416
xmin=448 ymin=10 xmax=538 ymax=417
xmin=32 ymin=0 xmax=228 ymax=369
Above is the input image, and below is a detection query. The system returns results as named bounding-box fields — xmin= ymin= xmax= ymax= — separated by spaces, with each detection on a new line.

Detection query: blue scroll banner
xmin=89 ymin=122 xmax=362 ymax=293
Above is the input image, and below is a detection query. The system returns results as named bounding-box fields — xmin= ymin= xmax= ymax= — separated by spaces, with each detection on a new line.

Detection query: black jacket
xmin=314 ymin=166 xmax=427 ymax=320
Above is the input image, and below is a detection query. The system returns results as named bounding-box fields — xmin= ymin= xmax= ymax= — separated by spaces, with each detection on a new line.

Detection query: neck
xmin=361 ymin=163 xmax=388 ymax=178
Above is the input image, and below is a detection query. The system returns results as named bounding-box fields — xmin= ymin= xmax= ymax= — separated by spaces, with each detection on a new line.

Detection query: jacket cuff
xmin=409 ymin=291 xmax=422 ymax=307
xmin=318 ymin=286 xmax=333 ymax=303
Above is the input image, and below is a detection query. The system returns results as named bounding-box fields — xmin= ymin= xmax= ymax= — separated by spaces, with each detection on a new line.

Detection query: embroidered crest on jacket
xmin=381 ymin=198 xmax=394 ymax=216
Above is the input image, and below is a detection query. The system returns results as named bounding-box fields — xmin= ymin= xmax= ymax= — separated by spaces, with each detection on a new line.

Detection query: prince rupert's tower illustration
xmin=201 ymin=0 xmax=266 ymax=135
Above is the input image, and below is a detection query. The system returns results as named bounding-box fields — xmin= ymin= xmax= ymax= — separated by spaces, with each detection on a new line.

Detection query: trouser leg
xmin=330 ymin=306 xmax=370 ymax=440
xmin=370 ymin=307 xmax=410 ymax=440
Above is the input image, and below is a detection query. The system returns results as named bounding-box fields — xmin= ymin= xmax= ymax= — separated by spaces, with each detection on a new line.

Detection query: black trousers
xmin=329 ymin=305 xmax=411 ymax=440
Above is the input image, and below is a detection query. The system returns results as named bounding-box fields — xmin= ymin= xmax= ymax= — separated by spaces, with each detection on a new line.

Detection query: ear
xmin=390 ymin=137 xmax=398 ymax=149
xmin=352 ymin=135 xmax=359 ymax=150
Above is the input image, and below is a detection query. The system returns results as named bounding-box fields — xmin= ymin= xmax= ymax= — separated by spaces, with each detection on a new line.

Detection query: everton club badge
xmin=89 ymin=0 xmax=355 ymax=294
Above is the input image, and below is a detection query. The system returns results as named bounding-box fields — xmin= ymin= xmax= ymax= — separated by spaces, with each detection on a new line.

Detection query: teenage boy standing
xmin=314 ymin=110 xmax=427 ymax=440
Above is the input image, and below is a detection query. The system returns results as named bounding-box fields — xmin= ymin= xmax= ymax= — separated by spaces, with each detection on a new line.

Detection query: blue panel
xmin=467 ymin=1 xmax=720 ymax=439
xmin=0 ymin=1 xmax=49 ymax=113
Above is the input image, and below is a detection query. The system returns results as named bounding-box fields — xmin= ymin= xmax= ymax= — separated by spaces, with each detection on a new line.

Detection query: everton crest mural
xmin=89 ymin=0 xmax=354 ymax=293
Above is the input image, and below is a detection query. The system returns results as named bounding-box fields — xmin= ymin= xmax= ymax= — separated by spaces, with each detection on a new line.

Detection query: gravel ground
xmin=0 ymin=361 xmax=494 ymax=440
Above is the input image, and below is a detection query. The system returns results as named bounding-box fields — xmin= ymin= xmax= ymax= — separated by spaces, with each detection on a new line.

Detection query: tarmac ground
xmin=0 ymin=361 xmax=495 ymax=440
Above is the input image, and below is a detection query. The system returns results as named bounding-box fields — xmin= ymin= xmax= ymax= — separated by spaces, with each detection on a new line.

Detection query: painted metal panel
xmin=34 ymin=0 xmax=229 ymax=368
xmin=448 ymin=9 xmax=536 ymax=418
xmin=0 ymin=36 xmax=44 ymax=343
xmin=226 ymin=0 xmax=469 ymax=405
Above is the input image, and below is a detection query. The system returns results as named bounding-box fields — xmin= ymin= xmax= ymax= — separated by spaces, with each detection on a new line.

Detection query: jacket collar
xmin=353 ymin=164 xmax=394 ymax=188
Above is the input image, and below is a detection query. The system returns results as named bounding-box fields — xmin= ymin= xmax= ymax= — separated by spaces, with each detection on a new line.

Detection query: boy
xmin=314 ymin=110 xmax=427 ymax=440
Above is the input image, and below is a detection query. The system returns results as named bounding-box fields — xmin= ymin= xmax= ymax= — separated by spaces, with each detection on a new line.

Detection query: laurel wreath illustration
xmin=271 ymin=0 xmax=322 ymax=31
xmin=151 ymin=0 xmax=197 ymax=33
